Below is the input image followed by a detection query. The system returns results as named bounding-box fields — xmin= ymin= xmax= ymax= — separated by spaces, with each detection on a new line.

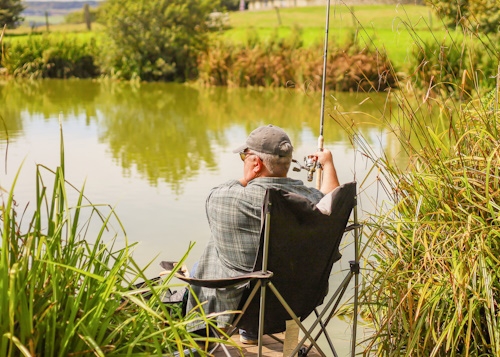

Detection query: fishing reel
xmin=292 ymin=155 xmax=321 ymax=182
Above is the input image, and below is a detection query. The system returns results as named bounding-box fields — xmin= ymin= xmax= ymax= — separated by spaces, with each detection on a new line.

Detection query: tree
xmin=219 ymin=0 xmax=242 ymax=11
xmin=0 ymin=0 xmax=25 ymax=28
xmin=100 ymin=0 xmax=219 ymax=81
xmin=426 ymin=0 xmax=500 ymax=34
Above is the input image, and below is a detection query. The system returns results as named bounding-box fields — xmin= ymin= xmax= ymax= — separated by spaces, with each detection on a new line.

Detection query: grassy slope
xmin=222 ymin=4 xmax=451 ymax=69
xmin=4 ymin=4 xmax=457 ymax=70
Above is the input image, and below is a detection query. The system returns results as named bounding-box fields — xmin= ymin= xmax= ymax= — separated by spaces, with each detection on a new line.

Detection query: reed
xmin=197 ymin=29 xmax=397 ymax=91
xmin=1 ymin=34 xmax=98 ymax=79
xmin=357 ymin=93 xmax=500 ymax=356
xmin=0 ymin=122 xmax=234 ymax=356
xmin=319 ymin=2 xmax=500 ymax=354
xmin=332 ymin=24 xmax=500 ymax=357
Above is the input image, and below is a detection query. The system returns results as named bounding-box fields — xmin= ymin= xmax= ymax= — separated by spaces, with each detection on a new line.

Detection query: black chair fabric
xmin=236 ymin=182 xmax=356 ymax=334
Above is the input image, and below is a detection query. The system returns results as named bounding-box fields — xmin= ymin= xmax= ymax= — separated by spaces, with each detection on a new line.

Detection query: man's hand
xmin=314 ymin=148 xmax=339 ymax=194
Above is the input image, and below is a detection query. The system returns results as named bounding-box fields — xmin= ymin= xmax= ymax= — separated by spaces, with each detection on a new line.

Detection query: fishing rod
xmin=292 ymin=0 xmax=331 ymax=190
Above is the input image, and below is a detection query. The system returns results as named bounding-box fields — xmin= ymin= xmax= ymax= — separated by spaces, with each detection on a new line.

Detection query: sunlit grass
xmin=331 ymin=14 xmax=500 ymax=355
xmin=220 ymin=4 xmax=456 ymax=70
xmin=6 ymin=23 xmax=104 ymax=38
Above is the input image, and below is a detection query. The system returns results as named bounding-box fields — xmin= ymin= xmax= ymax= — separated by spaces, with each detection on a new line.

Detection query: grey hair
xmin=252 ymin=142 xmax=293 ymax=177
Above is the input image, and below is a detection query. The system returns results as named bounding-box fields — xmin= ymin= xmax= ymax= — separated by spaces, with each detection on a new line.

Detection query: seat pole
xmin=351 ymin=194 xmax=361 ymax=357
xmin=258 ymin=208 xmax=272 ymax=356
xmin=262 ymin=209 xmax=271 ymax=272
xmin=258 ymin=282 xmax=267 ymax=356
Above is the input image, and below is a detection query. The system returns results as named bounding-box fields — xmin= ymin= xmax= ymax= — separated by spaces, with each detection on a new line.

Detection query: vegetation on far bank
xmin=2 ymin=2 xmax=497 ymax=94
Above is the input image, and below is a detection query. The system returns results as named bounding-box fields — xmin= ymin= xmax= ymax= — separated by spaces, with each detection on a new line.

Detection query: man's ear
xmin=253 ymin=156 xmax=263 ymax=173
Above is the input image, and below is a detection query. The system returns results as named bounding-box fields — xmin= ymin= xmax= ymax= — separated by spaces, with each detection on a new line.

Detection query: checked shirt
xmin=186 ymin=177 xmax=323 ymax=327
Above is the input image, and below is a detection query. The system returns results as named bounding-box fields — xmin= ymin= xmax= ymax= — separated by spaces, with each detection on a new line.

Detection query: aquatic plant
xmin=197 ymin=32 xmax=397 ymax=91
xmin=0 ymin=122 xmax=234 ymax=356
xmin=354 ymin=89 xmax=500 ymax=356
xmin=332 ymin=18 xmax=500 ymax=357
xmin=1 ymin=34 xmax=98 ymax=79
xmin=323 ymin=2 xmax=500 ymax=354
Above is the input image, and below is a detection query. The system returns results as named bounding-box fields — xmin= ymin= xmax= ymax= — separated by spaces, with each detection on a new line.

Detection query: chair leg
xmin=293 ymin=272 xmax=354 ymax=357
xmin=258 ymin=280 xmax=268 ymax=357
xmin=266 ymin=282 xmax=327 ymax=357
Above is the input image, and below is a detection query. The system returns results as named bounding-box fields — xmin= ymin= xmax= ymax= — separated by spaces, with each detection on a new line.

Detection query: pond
xmin=0 ymin=79 xmax=395 ymax=355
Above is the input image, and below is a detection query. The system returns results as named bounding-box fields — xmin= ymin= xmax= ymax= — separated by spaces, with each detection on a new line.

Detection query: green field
xmin=4 ymin=4 xmax=457 ymax=70
xmin=222 ymin=5 xmax=451 ymax=68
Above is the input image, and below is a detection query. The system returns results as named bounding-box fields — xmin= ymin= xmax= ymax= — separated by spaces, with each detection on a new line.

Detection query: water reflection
xmin=0 ymin=79 xmax=395 ymax=194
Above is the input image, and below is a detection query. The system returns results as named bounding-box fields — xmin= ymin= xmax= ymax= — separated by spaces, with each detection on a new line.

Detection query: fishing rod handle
xmin=316 ymin=135 xmax=324 ymax=190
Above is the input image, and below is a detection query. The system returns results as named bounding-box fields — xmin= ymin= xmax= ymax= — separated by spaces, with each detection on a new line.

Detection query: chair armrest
xmin=175 ymin=271 xmax=273 ymax=289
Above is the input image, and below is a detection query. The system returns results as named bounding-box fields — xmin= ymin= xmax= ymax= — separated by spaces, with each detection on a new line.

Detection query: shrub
xmin=426 ymin=0 xmax=500 ymax=34
xmin=100 ymin=0 xmax=218 ymax=81
xmin=197 ymin=33 xmax=397 ymax=92
xmin=2 ymin=35 xmax=99 ymax=79
xmin=407 ymin=35 xmax=500 ymax=98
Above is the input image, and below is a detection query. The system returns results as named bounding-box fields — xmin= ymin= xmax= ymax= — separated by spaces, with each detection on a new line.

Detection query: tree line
xmin=1 ymin=0 xmax=498 ymax=85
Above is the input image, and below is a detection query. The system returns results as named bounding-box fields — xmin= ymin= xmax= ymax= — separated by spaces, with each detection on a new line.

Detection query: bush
xmin=100 ymin=0 xmax=218 ymax=81
xmin=1 ymin=35 xmax=99 ymax=79
xmin=426 ymin=0 xmax=500 ymax=34
xmin=197 ymin=31 xmax=397 ymax=91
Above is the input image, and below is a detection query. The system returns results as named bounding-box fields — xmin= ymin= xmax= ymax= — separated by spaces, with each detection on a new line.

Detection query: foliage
xmin=426 ymin=0 xmax=500 ymax=34
xmin=220 ymin=0 xmax=242 ymax=11
xmin=334 ymin=14 xmax=500 ymax=353
xmin=355 ymin=89 xmax=500 ymax=356
xmin=0 ymin=124 xmax=234 ymax=356
xmin=412 ymin=37 xmax=499 ymax=96
xmin=198 ymin=29 xmax=397 ymax=91
xmin=100 ymin=0 xmax=219 ymax=81
xmin=392 ymin=2 xmax=499 ymax=98
xmin=1 ymin=34 xmax=99 ymax=78
xmin=64 ymin=6 xmax=102 ymax=25
xmin=0 ymin=0 xmax=24 ymax=29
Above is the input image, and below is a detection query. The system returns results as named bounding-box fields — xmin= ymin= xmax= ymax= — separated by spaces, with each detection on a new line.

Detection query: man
xmin=186 ymin=124 xmax=339 ymax=342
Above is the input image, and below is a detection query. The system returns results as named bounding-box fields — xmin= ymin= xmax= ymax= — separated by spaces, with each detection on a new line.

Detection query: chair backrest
xmin=236 ymin=182 xmax=357 ymax=334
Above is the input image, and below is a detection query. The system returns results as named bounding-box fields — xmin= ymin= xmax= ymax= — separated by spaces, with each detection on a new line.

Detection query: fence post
xmin=84 ymin=4 xmax=91 ymax=30
xmin=45 ymin=11 xmax=49 ymax=32
xmin=274 ymin=6 xmax=282 ymax=26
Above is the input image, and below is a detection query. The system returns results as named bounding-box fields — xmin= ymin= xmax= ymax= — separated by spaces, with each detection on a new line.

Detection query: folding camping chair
xmin=169 ymin=181 xmax=361 ymax=357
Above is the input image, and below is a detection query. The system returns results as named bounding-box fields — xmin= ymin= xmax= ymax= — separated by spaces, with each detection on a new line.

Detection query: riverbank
xmin=1 ymin=4 xmax=473 ymax=93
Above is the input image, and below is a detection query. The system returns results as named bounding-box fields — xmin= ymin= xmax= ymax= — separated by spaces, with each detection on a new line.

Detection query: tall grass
xmin=332 ymin=12 xmax=500 ymax=355
xmin=197 ymin=27 xmax=397 ymax=91
xmin=0 ymin=122 xmax=234 ymax=356
xmin=354 ymin=92 xmax=500 ymax=356
xmin=1 ymin=34 xmax=99 ymax=79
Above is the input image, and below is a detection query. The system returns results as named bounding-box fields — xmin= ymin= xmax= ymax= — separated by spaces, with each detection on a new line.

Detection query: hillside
xmin=23 ymin=1 xmax=101 ymax=16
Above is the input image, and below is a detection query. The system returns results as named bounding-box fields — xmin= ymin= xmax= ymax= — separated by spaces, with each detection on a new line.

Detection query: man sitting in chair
xmin=186 ymin=124 xmax=340 ymax=344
